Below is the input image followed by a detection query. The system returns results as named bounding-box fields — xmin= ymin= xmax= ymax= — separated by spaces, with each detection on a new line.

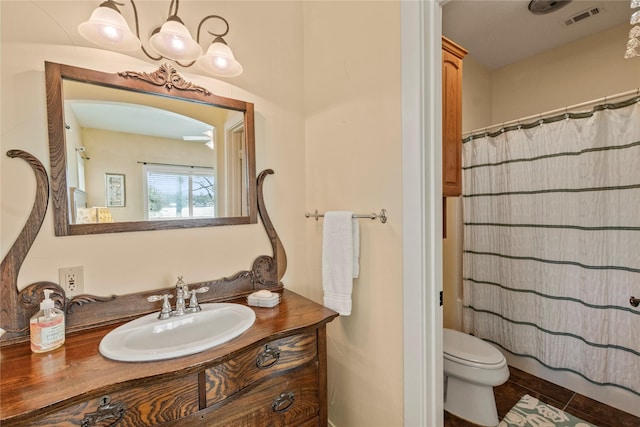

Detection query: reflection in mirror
xmin=64 ymin=82 xmax=246 ymax=223
xmin=46 ymin=62 xmax=256 ymax=235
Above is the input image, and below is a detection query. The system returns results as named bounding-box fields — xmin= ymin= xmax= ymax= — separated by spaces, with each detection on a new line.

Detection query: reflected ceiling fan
xmin=183 ymin=128 xmax=216 ymax=150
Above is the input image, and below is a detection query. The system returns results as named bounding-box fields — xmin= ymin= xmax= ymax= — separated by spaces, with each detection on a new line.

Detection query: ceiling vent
xmin=563 ymin=7 xmax=603 ymax=26
xmin=528 ymin=0 xmax=573 ymax=15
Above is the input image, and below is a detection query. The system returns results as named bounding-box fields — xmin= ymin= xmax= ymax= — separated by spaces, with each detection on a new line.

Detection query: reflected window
xmin=143 ymin=164 xmax=216 ymax=219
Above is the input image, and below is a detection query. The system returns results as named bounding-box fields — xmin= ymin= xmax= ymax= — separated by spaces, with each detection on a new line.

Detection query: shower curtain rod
xmin=463 ymin=87 xmax=640 ymax=137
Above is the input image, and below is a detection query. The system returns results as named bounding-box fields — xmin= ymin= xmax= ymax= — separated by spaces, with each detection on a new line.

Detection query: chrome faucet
xmin=174 ymin=276 xmax=189 ymax=316
xmin=147 ymin=276 xmax=210 ymax=320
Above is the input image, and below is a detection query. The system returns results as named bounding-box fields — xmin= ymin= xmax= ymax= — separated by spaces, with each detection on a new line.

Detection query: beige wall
xmin=304 ymin=2 xmax=404 ymax=425
xmin=444 ymin=22 xmax=640 ymax=331
xmin=1 ymin=1 xmax=304 ymax=301
xmin=443 ymin=196 xmax=463 ymax=330
xmin=1 ymin=1 xmax=405 ymax=426
xmin=491 ymin=23 xmax=640 ymax=125
xmin=460 ymin=56 xmax=493 ymax=133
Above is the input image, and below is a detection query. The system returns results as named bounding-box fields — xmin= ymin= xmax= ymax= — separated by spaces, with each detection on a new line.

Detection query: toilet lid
xmin=443 ymin=329 xmax=504 ymax=366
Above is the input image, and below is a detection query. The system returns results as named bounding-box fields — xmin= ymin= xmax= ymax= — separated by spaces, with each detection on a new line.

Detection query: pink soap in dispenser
xmin=30 ymin=289 xmax=65 ymax=353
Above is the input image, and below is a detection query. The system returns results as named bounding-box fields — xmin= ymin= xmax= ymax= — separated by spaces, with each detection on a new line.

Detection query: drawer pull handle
xmin=256 ymin=345 xmax=281 ymax=368
xmin=271 ymin=391 xmax=295 ymax=413
xmin=80 ymin=395 xmax=126 ymax=427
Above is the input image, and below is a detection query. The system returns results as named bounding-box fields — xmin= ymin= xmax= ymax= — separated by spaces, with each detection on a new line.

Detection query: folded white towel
xmin=322 ymin=211 xmax=359 ymax=316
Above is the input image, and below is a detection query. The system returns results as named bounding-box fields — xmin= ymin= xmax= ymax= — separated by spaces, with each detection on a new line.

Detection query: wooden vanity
xmin=0 ymin=290 xmax=337 ymax=426
xmin=0 ymin=64 xmax=337 ymax=426
xmin=0 ymin=153 xmax=335 ymax=426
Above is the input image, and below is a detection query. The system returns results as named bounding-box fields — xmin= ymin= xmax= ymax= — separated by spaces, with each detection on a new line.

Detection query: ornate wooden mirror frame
xmin=46 ymin=61 xmax=258 ymax=236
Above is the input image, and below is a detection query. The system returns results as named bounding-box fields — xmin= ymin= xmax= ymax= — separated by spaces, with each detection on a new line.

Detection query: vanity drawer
xmin=204 ymin=362 xmax=320 ymax=427
xmin=204 ymin=331 xmax=317 ymax=406
xmin=21 ymin=375 xmax=199 ymax=427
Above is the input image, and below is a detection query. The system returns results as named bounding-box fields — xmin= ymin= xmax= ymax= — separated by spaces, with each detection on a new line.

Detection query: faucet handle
xmin=147 ymin=294 xmax=173 ymax=303
xmin=187 ymin=286 xmax=210 ymax=312
xmin=147 ymin=294 xmax=173 ymax=319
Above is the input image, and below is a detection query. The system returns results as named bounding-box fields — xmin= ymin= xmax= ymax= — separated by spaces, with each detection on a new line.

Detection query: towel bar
xmin=305 ymin=209 xmax=388 ymax=224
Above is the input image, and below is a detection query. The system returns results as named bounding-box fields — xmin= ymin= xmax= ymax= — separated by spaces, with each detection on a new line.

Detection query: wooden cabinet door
xmin=19 ymin=375 xmax=199 ymax=427
xmin=442 ymin=37 xmax=467 ymax=197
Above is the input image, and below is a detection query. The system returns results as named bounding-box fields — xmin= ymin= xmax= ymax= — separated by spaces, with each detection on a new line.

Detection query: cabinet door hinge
xmin=439 ymin=291 xmax=443 ymax=307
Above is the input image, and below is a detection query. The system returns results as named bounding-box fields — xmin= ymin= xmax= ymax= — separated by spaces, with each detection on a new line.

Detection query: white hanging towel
xmin=322 ymin=211 xmax=360 ymax=316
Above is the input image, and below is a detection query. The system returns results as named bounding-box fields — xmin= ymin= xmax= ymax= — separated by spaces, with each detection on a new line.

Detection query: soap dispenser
xmin=30 ymin=289 xmax=65 ymax=353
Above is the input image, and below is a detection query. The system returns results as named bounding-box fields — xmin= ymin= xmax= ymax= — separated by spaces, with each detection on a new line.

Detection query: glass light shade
xmin=632 ymin=10 xmax=640 ymax=25
xmin=624 ymin=46 xmax=639 ymax=59
xmin=630 ymin=26 xmax=640 ymax=38
xmin=149 ymin=20 xmax=202 ymax=61
xmin=197 ymin=41 xmax=243 ymax=77
xmin=78 ymin=6 xmax=141 ymax=51
xmin=632 ymin=0 xmax=640 ymax=8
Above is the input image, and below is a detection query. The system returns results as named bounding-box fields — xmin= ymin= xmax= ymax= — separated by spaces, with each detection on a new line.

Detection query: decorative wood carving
xmin=0 ymin=155 xmax=287 ymax=345
xmin=0 ymin=150 xmax=51 ymax=340
xmin=118 ymin=63 xmax=211 ymax=95
xmin=66 ymin=293 xmax=117 ymax=313
xmin=253 ymin=169 xmax=288 ymax=286
xmin=19 ymin=281 xmax=65 ymax=311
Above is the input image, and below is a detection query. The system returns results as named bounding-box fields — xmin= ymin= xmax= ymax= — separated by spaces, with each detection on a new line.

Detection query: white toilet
xmin=443 ymin=328 xmax=510 ymax=426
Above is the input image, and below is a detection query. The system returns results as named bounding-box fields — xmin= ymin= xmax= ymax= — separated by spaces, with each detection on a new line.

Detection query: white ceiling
xmin=442 ymin=0 xmax=632 ymax=69
xmin=66 ymin=100 xmax=213 ymax=142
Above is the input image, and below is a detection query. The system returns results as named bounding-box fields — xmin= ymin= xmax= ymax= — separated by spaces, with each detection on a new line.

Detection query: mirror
xmin=46 ymin=61 xmax=257 ymax=236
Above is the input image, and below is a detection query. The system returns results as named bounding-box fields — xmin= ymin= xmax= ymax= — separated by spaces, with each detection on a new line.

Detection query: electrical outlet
xmin=59 ymin=266 xmax=84 ymax=297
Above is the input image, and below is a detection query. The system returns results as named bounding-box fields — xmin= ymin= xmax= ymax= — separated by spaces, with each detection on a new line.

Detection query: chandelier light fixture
xmin=78 ymin=0 xmax=243 ymax=77
xmin=626 ymin=0 xmax=640 ymax=58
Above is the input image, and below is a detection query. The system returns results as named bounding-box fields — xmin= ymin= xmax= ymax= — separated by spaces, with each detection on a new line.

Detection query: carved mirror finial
xmin=118 ymin=63 xmax=211 ymax=95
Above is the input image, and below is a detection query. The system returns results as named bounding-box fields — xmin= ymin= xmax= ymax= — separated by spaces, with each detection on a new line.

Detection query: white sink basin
xmin=99 ymin=303 xmax=256 ymax=362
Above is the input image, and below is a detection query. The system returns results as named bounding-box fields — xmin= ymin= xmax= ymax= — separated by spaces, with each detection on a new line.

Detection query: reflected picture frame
xmin=105 ymin=173 xmax=126 ymax=207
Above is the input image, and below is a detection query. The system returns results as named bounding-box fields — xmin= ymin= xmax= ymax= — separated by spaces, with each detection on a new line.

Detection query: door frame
xmin=401 ymin=1 xmax=444 ymax=426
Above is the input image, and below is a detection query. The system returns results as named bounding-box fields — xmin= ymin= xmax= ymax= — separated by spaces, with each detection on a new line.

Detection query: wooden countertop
xmin=0 ymin=289 xmax=338 ymax=422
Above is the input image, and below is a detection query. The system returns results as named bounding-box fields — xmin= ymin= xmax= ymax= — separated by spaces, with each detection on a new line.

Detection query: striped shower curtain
xmin=461 ymin=95 xmax=640 ymax=396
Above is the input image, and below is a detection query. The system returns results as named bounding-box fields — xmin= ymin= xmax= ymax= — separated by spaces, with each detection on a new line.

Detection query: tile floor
xmin=444 ymin=366 xmax=640 ymax=427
